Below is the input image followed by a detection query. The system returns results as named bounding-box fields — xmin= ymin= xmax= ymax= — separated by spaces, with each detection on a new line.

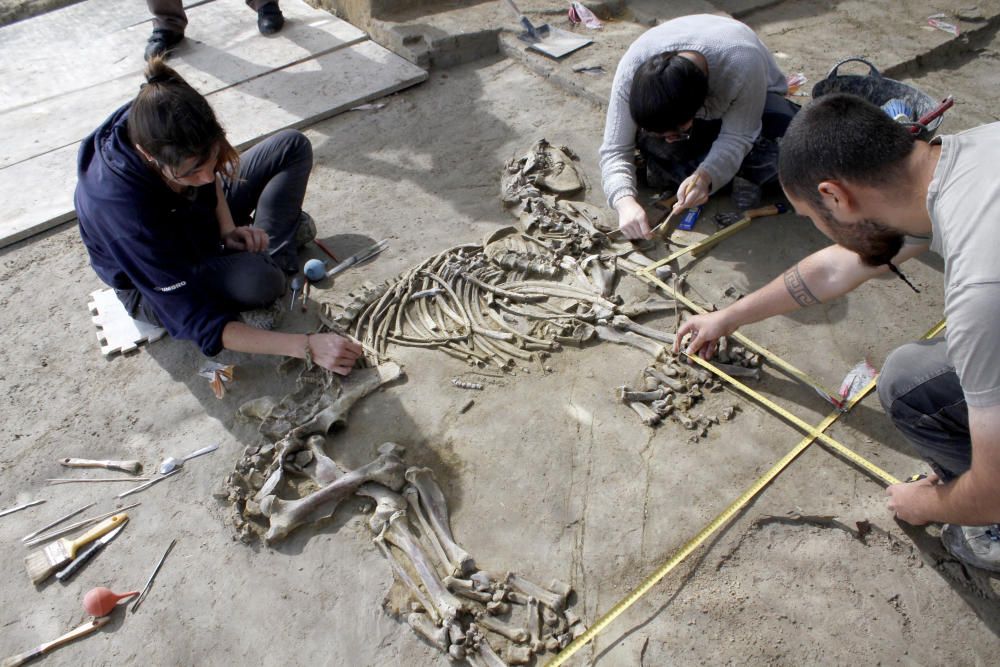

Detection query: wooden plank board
xmin=0 ymin=41 xmax=427 ymax=249
xmin=0 ymin=0 xmax=367 ymax=167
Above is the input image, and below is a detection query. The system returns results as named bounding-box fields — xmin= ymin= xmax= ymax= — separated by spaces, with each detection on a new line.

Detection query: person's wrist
xmin=613 ymin=194 xmax=639 ymax=213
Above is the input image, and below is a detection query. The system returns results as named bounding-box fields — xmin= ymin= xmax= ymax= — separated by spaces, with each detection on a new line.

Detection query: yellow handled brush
xmin=24 ymin=513 xmax=127 ymax=584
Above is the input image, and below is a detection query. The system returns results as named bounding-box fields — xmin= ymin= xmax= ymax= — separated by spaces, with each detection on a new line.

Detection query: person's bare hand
xmin=886 ymin=473 xmax=940 ymax=525
xmin=223 ymin=226 xmax=269 ymax=253
xmin=615 ymin=196 xmax=651 ymax=240
xmin=673 ymin=310 xmax=735 ymax=359
xmin=675 ymin=168 xmax=711 ymax=210
xmin=308 ymin=333 xmax=363 ymax=375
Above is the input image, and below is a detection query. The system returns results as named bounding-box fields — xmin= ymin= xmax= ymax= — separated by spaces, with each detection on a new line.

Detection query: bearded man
xmin=675 ymin=93 xmax=1000 ymax=572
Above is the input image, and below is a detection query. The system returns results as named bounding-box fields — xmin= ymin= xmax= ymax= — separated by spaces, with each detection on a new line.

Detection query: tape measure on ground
xmin=548 ymin=317 xmax=946 ymax=665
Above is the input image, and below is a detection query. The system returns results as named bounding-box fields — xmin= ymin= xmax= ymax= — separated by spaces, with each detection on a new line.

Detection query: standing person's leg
xmin=145 ymin=0 xmax=186 ymax=60
xmin=877 ymin=338 xmax=999 ymax=572
xmin=246 ymin=0 xmax=284 ymax=34
xmin=225 ymin=129 xmax=314 ymax=275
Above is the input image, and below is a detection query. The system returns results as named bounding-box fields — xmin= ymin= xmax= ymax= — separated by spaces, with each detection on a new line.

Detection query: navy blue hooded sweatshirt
xmin=76 ymin=103 xmax=236 ymax=356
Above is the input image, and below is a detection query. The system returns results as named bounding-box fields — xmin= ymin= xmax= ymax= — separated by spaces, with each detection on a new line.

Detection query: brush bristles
xmin=24 ymin=539 xmax=69 ymax=584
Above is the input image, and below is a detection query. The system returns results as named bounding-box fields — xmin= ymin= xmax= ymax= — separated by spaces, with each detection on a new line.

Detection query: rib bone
xmin=405 ymin=467 xmax=475 ymax=576
xmin=260 ymin=442 xmax=406 ymax=543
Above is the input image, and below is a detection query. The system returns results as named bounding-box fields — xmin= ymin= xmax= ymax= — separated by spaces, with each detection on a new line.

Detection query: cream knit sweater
xmin=600 ymin=14 xmax=787 ymax=207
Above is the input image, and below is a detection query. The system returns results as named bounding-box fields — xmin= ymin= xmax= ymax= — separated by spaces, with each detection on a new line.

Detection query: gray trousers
xmin=117 ymin=129 xmax=313 ymax=325
xmin=877 ymin=338 xmax=971 ymax=481
xmin=147 ymin=0 xmax=278 ymax=33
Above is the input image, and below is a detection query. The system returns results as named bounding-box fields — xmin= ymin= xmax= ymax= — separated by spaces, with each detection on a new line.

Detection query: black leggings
xmin=117 ymin=129 xmax=312 ymax=325
xmin=637 ymin=92 xmax=800 ymax=192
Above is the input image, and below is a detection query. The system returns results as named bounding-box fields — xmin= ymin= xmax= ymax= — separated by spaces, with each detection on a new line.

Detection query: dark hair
xmin=778 ymin=93 xmax=915 ymax=207
xmin=629 ymin=52 xmax=708 ymax=133
xmin=128 ymin=56 xmax=239 ymax=177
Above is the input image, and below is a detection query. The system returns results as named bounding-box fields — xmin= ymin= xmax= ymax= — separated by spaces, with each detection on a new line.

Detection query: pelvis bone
xmin=260 ymin=442 xmax=406 ymax=543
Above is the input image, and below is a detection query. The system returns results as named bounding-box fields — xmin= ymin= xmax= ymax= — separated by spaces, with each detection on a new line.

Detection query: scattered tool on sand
xmin=324 ymin=239 xmax=389 ymax=280
xmin=56 ymin=521 xmax=129 ymax=582
xmin=158 ymin=443 xmax=219 ymax=474
xmin=1 ymin=617 xmax=110 ymax=667
xmin=132 ymin=539 xmax=177 ymax=613
xmin=0 ymin=499 xmax=46 ymax=518
xmin=46 ymin=478 xmax=152 ymax=485
xmin=60 ymin=458 xmax=142 ymax=475
xmin=117 ymin=469 xmax=181 ymax=499
xmin=82 ymin=586 xmax=139 ymax=617
xmin=21 ymin=502 xmax=95 ymax=543
xmin=501 ymin=0 xmax=592 ymax=59
xmin=24 ymin=503 xmax=140 ymax=548
xmin=24 ymin=513 xmax=128 ymax=584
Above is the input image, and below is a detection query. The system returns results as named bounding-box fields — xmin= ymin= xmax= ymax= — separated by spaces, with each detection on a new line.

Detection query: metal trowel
xmin=501 ymin=0 xmax=592 ymax=59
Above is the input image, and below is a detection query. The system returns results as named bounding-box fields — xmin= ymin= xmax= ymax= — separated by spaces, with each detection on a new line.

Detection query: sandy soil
xmin=1 ymin=2 xmax=999 ymax=666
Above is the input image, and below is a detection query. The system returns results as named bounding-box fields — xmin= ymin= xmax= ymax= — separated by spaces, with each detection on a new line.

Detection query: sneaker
xmin=144 ymin=28 xmax=184 ymax=61
xmin=731 ymin=176 xmax=762 ymax=211
xmin=239 ymin=298 xmax=284 ymax=330
xmin=294 ymin=211 xmax=317 ymax=248
xmin=257 ymin=2 xmax=285 ymax=35
xmin=941 ymin=523 xmax=1000 ymax=573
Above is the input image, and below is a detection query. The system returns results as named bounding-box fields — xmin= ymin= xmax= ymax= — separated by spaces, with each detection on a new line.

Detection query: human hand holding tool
xmin=24 ymin=513 xmax=128 ymax=584
xmin=1 ymin=617 xmax=110 ymax=667
xmin=674 ymin=168 xmax=711 ymax=210
xmin=674 ymin=309 xmax=737 ymax=360
xmin=613 ymin=196 xmax=651 ymax=240
xmin=56 ymin=522 xmax=128 ymax=582
xmin=886 ymin=473 xmax=941 ymax=525
xmin=60 ymin=458 xmax=142 ymax=474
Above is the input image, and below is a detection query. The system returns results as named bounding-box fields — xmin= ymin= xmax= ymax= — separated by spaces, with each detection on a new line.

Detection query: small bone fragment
xmin=594 ymin=325 xmax=665 ymax=359
xmin=407 ymin=612 xmax=449 ymax=652
xmin=720 ymin=405 xmax=738 ymax=421
xmin=717 ymin=335 xmax=730 ymax=363
xmin=610 ymin=315 xmax=676 ymax=345
xmin=545 ymin=636 xmax=561 ymax=652
xmin=645 ymin=367 xmax=685 ymax=391
xmin=651 ymin=399 xmax=673 ymax=416
xmin=526 ymin=597 xmax=541 ymax=645
xmin=476 ymin=613 xmax=529 ymax=643
xmin=506 ymin=590 xmax=530 ymax=605
xmin=405 ymin=467 xmax=475 ymax=576
xmin=459 ymin=399 xmax=475 ymax=413
xmin=642 ymin=375 xmax=660 ymax=392
xmin=626 ymin=400 xmax=661 ymax=426
xmin=472 ymin=636 xmax=507 ymax=667
xmin=541 ymin=605 xmax=560 ymax=627
xmin=678 ymin=413 xmax=696 ymax=430
xmin=470 ymin=571 xmax=493 ymax=592
xmin=454 ymin=588 xmax=494 ymax=604
xmin=507 ymin=573 xmax=567 ymax=611
xmin=447 ymin=621 xmax=466 ymax=645
xmin=448 ymin=644 xmax=466 ymax=661
xmin=619 ymin=387 xmax=667 ymax=403
xmin=452 ymin=378 xmax=484 ymax=390
xmin=710 ymin=361 xmax=760 ymax=380
xmin=564 ymin=609 xmax=581 ymax=626
xmin=261 ymin=443 xmax=406 ymax=542
xmin=570 ymin=622 xmax=587 ymax=639
xmin=581 ymin=254 xmax=617 ymax=297
xmin=558 ymin=632 xmax=572 ymax=648
xmin=507 ymin=644 xmax=533 ymax=664
xmin=486 ymin=600 xmax=511 ymax=615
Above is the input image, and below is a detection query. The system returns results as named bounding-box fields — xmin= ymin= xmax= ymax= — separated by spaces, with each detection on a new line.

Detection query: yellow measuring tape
xmin=547 ymin=316 xmax=946 ymax=666
xmin=657 ymin=215 xmax=756 ymax=265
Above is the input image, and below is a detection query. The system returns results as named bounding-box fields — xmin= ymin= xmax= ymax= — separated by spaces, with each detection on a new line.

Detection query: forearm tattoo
xmin=783 ymin=263 xmax=820 ymax=307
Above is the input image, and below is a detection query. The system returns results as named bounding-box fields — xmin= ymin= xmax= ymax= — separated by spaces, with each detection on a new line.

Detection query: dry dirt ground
xmin=2 ymin=1 xmax=999 ymax=666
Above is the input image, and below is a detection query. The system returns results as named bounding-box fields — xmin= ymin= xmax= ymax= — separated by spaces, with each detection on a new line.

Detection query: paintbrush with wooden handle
xmin=24 ymin=513 xmax=127 ymax=584
xmin=1 ymin=617 xmax=110 ymax=667
xmin=60 ymin=457 xmax=142 ymax=474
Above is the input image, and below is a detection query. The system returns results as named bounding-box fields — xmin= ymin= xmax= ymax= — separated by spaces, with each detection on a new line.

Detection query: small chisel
xmin=55 ymin=521 xmax=128 ymax=582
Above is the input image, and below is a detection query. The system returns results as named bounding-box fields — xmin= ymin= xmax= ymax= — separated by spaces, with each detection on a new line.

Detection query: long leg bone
xmin=403 ymin=485 xmax=452 ymax=575
xmin=383 ymin=507 xmax=468 ymax=621
xmin=626 ymin=400 xmax=662 ymax=426
xmin=594 ymin=325 xmax=666 ymax=359
xmin=526 ymin=596 xmax=541 ymax=645
xmin=404 ymin=467 xmax=475 ymax=576
xmin=260 ymin=443 xmax=406 ymax=543
xmin=611 ymin=314 xmax=676 ymax=345
xmin=506 ymin=573 xmax=567 ymax=611
xmin=618 ymin=296 xmax=677 ymax=318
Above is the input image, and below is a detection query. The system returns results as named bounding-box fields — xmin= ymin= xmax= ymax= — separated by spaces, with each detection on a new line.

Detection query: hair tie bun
xmin=146 ymin=72 xmax=172 ymax=85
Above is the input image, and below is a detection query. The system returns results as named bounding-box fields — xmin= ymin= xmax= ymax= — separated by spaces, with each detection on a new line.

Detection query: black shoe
xmin=144 ymin=28 xmax=184 ymax=61
xmin=257 ymin=2 xmax=284 ymax=35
